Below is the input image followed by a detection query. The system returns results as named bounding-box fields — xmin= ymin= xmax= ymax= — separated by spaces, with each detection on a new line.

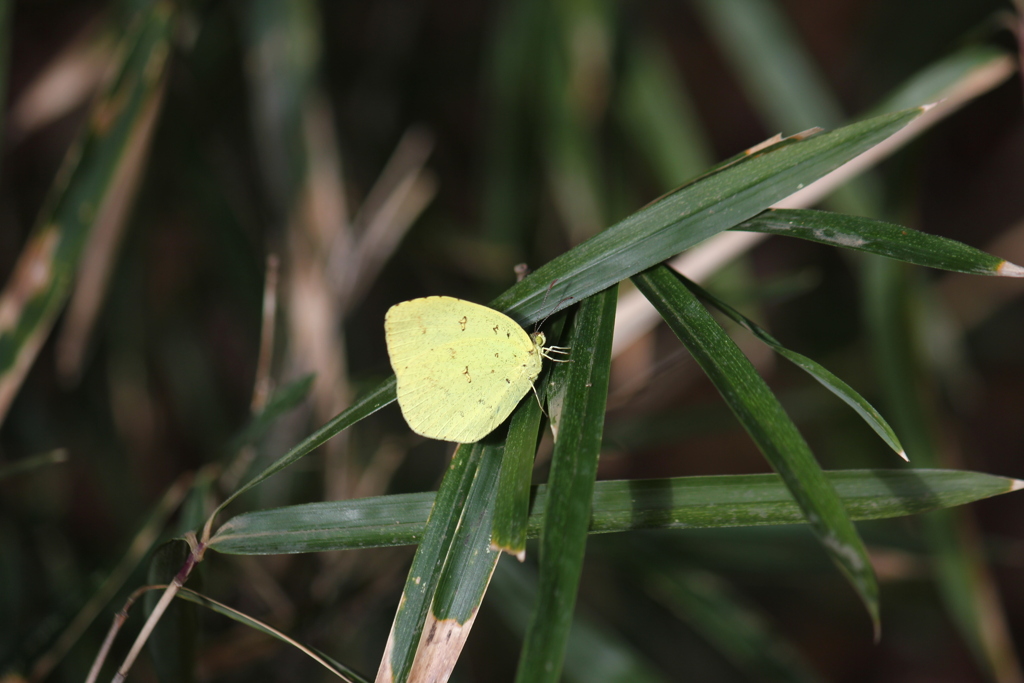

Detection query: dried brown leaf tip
xmin=996 ymin=260 xmax=1024 ymax=277
xmin=408 ymin=614 xmax=476 ymax=683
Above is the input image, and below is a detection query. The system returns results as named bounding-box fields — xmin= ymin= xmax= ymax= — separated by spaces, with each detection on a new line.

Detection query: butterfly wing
xmin=385 ymin=297 xmax=543 ymax=443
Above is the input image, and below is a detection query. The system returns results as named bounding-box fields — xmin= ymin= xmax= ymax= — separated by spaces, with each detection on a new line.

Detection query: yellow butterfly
xmin=385 ymin=297 xmax=569 ymax=443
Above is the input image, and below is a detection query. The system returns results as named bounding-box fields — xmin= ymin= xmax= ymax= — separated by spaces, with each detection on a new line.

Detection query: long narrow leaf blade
xmin=514 ymin=289 xmax=616 ymax=683
xmin=175 ymin=588 xmax=369 ymax=683
xmin=633 ymin=265 xmax=880 ymax=632
xmin=737 ymin=209 xmax=1024 ymax=277
xmin=494 ymin=107 xmax=925 ymax=327
xmin=405 ymin=443 xmax=504 ymax=682
xmin=374 ymin=443 xmax=484 ymax=683
xmin=864 ymin=256 xmax=1022 ymax=678
xmin=206 ymin=109 xmax=925 ymax=514
xmin=0 ymin=4 xmax=174 ymax=424
xmin=491 ymin=391 xmax=545 ymax=558
xmin=210 ymin=376 xmax=395 ymax=520
xmin=207 ymin=469 xmax=1023 ymax=555
xmin=677 ymin=274 xmax=905 ymax=459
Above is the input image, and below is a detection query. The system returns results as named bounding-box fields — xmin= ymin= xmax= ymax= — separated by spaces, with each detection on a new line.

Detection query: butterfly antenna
xmin=532 ymin=293 xmax=576 ymax=334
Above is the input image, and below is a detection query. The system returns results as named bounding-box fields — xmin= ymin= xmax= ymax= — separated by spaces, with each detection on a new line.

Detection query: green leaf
xmin=632 ymin=264 xmax=879 ymax=633
xmin=492 ymin=314 xmax=568 ymax=557
xmin=206 ymin=108 xmax=924 ymax=521
xmin=221 ymin=374 xmax=316 ymax=463
xmin=0 ymin=3 xmax=174 ymax=422
xmin=494 ymin=107 xmax=925 ymax=327
xmin=516 ymin=290 xmax=616 ymax=683
xmin=491 ymin=390 xmax=545 ymax=558
xmin=407 ymin=443 xmax=505 ymax=681
xmin=374 ymin=443 xmax=490 ymax=683
xmin=175 ymin=588 xmax=370 ymax=683
xmin=210 ymin=376 xmax=396 ymax=523
xmin=737 ymin=209 xmax=1024 ymax=277
xmin=863 ymin=256 xmax=1018 ymax=676
xmin=677 ymin=273 xmax=905 ymax=458
xmin=208 ymin=469 xmax=1021 ymax=555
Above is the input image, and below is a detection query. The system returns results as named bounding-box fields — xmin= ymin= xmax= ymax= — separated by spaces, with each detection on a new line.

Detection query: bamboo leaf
xmin=515 ymin=288 xmax=617 ymax=683
xmin=491 ymin=390 xmax=544 ymax=558
xmin=207 ymin=469 xmax=1022 ymax=555
xmin=374 ymin=443 xmax=490 ymax=683
xmin=404 ymin=443 xmax=504 ymax=682
xmin=677 ymin=274 xmax=905 ymax=459
xmin=0 ymin=3 xmax=174 ymax=424
xmin=207 ymin=108 xmax=924 ymax=517
xmin=493 ymin=107 xmax=925 ymax=327
xmin=175 ymin=588 xmax=369 ymax=683
xmin=209 ymin=376 xmax=396 ymax=523
xmin=492 ymin=314 xmax=568 ymax=558
xmin=737 ymin=209 xmax=1024 ymax=277
xmin=632 ymin=264 xmax=880 ymax=632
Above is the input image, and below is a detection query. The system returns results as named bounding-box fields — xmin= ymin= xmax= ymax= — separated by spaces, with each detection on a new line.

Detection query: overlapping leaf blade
xmin=213 ymin=107 xmax=925 ymax=518
xmin=633 ymin=264 xmax=880 ymax=631
xmin=676 ymin=274 xmax=905 ymax=458
xmin=515 ymin=288 xmax=617 ymax=683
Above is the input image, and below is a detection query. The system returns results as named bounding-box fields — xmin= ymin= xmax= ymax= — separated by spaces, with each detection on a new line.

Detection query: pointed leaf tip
xmin=996 ymin=260 xmax=1024 ymax=277
xmin=897 ymin=450 xmax=909 ymax=462
xmin=1010 ymin=479 xmax=1024 ymax=492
